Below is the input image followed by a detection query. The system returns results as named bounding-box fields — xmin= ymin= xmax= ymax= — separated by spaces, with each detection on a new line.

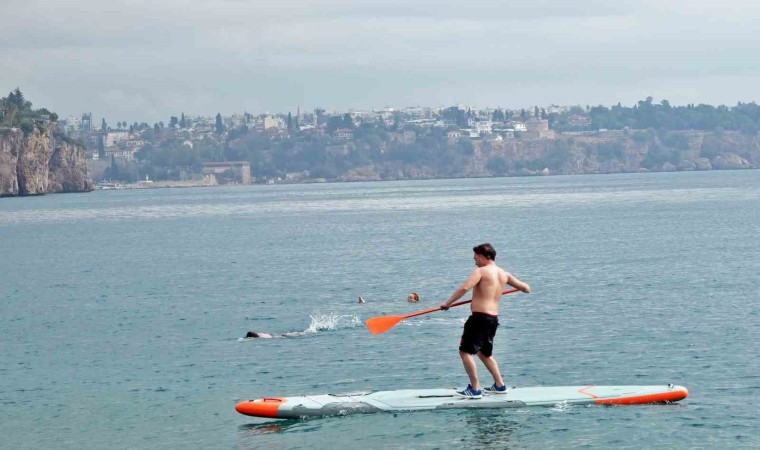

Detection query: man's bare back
xmin=470 ymin=264 xmax=510 ymax=315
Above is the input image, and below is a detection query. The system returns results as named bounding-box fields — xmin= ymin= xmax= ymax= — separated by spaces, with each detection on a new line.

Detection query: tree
xmin=442 ymin=106 xmax=467 ymax=127
xmin=101 ymin=118 xmax=108 ymax=132
xmin=215 ymin=113 xmax=225 ymax=134
xmin=4 ymin=105 xmax=18 ymax=127
xmin=6 ymin=87 xmax=27 ymax=109
xmin=179 ymin=113 xmax=187 ymax=129
xmin=326 ymin=115 xmax=345 ymax=133
xmin=98 ymin=135 xmax=106 ymax=159
xmin=343 ymin=113 xmax=354 ymax=129
xmin=487 ymin=157 xmax=510 ymax=176
xmin=287 ymin=112 xmax=293 ymax=131
xmin=104 ymin=155 xmax=120 ymax=180
xmin=314 ymin=108 xmax=325 ymax=126
xmin=169 ymin=116 xmax=179 ymax=128
xmin=492 ymin=108 xmax=505 ymax=122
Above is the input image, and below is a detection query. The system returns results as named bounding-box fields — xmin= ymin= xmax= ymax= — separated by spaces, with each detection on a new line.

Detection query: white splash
xmin=550 ymin=401 xmax=572 ymax=412
xmin=305 ymin=313 xmax=362 ymax=333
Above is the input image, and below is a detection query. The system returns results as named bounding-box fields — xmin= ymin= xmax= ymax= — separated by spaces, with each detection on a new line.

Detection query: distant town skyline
xmin=3 ymin=0 xmax=759 ymax=123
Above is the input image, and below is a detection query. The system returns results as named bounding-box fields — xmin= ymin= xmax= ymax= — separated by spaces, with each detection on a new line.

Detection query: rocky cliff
xmin=336 ymin=130 xmax=758 ymax=181
xmin=0 ymin=125 xmax=93 ymax=197
xmin=472 ymin=130 xmax=758 ymax=177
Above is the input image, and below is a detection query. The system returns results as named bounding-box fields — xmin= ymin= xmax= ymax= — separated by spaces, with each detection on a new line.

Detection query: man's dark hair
xmin=473 ymin=243 xmax=496 ymax=260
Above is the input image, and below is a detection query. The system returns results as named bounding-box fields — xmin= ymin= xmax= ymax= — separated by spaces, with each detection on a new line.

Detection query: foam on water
xmin=305 ymin=313 xmax=362 ymax=333
xmin=236 ymin=313 xmax=362 ymax=340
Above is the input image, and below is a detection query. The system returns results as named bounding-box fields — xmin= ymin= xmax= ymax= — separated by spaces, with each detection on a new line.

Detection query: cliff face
xmin=48 ymin=139 xmax=94 ymax=193
xmin=0 ymin=129 xmax=22 ymax=195
xmin=16 ymin=127 xmax=54 ymax=195
xmin=470 ymin=130 xmax=757 ymax=177
xmin=0 ymin=126 xmax=93 ymax=197
xmin=336 ymin=130 xmax=757 ymax=181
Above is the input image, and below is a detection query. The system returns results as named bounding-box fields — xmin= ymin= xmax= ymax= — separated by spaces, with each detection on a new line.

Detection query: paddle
xmin=365 ymin=288 xmax=520 ymax=335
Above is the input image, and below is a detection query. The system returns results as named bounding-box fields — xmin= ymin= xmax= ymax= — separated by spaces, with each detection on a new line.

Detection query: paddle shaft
xmin=365 ymin=287 xmax=522 ymax=334
xmin=402 ymin=287 xmax=520 ymax=320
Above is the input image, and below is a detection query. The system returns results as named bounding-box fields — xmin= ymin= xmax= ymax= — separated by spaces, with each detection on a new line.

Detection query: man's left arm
xmin=506 ymin=272 xmax=531 ymax=293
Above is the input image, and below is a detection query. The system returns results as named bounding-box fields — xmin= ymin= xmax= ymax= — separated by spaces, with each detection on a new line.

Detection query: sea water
xmin=1 ymin=171 xmax=758 ymax=449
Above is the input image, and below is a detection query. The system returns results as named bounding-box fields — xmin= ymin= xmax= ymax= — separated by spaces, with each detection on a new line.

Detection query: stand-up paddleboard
xmin=236 ymin=384 xmax=688 ymax=419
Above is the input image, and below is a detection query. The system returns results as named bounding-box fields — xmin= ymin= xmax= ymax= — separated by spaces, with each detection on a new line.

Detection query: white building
xmin=105 ymin=131 xmax=130 ymax=147
xmin=263 ymin=115 xmax=284 ymax=130
xmin=474 ymin=121 xmax=493 ymax=135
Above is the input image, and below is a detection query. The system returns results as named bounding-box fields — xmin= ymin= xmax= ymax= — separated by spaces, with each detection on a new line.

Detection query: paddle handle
xmin=403 ymin=288 xmax=520 ymax=319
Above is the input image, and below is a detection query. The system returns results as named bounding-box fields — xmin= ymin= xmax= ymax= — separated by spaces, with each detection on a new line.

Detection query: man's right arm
xmin=441 ymin=268 xmax=481 ymax=310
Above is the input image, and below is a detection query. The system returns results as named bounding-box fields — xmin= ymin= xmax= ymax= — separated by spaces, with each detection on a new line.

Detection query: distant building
xmin=122 ymin=139 xmax=144 ymax=149
xmin=105 ymin=131 xmax=130 ymax=147
xmin=524 ymin=117 xmax=555 ymax=140
xmin=81 ymin=113 xmax=92 ymax=132
xmin=285 ymin=170 xmax=310 ymax=181
xmin=263 ymin=116 xmax=284 ymax=130
xmin=510 ymin=121 xmax=527 ymax=132
xmin=105 ymin=147 xmax=138 ymax=161
xmin=474 ymin=121 xmax=493 ymax=135
xmin=201 ymin=161 xmax=252 ymax=185
xmin=333 ymin=128 xmax=354 ymax=140
xmin=568 ymin=114 xmax=591 ymax=127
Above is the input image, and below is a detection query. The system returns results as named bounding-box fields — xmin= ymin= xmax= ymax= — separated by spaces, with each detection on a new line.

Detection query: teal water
xmin=1 ymin=171 xmax=758 ymax=449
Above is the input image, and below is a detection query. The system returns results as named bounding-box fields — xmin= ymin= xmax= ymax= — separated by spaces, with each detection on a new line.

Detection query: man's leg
xmin=477 ymin=352 xmax=505 ymax=387
xmin=460 ymin=350 xmax=480 ymax=390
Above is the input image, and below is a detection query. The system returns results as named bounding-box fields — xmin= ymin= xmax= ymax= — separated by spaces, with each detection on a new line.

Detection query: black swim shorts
xmin=459 ymin=312 xmax=500 ymax=356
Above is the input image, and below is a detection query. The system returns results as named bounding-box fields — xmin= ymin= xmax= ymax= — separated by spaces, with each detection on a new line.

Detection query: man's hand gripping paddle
xmin=365 ymin=288 xmax=520 ymax=335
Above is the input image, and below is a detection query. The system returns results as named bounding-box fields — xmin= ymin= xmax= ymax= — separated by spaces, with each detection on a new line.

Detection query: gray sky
xmin=2 ymin=0 xmax=759 ymax=123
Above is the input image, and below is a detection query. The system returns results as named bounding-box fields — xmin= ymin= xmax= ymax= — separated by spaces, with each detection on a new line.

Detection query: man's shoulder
xmin=497 ymin=266 xmax=512 ymax=279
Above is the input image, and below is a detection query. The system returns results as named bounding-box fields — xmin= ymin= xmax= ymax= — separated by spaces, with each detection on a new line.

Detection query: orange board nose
xmin=595 ymin=387 xmax=688 ymax=405
xmin=235 ymin=397 xmax=287 ymax=417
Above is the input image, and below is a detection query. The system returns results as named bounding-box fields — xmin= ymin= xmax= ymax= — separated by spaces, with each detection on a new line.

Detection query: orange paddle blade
xmin=365 ymin=315 xmax=405 ymax=335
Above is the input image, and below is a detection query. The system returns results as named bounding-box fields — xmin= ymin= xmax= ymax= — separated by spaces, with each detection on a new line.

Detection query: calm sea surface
xmin=1 ymin=171 xmax=758 ymax=449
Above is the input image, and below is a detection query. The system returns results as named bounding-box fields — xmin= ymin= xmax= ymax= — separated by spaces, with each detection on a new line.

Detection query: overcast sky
xmin=2 ymin=0 xmax=759 ymax=123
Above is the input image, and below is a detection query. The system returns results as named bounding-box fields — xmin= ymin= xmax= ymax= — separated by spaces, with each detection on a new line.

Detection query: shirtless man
xmin=440 ymin=243 xmax=531 ymax=399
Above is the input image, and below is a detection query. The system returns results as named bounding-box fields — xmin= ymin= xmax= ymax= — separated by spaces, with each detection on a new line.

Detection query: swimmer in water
xmin=245 ymin=331 xmax=273 ymax=339
xmin=244 ymin=331 xmax=305 ymax=339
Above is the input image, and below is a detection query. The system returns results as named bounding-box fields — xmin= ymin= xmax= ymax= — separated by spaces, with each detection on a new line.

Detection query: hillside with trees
xmin=60 ymin=97 xmax=760 ymax=184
